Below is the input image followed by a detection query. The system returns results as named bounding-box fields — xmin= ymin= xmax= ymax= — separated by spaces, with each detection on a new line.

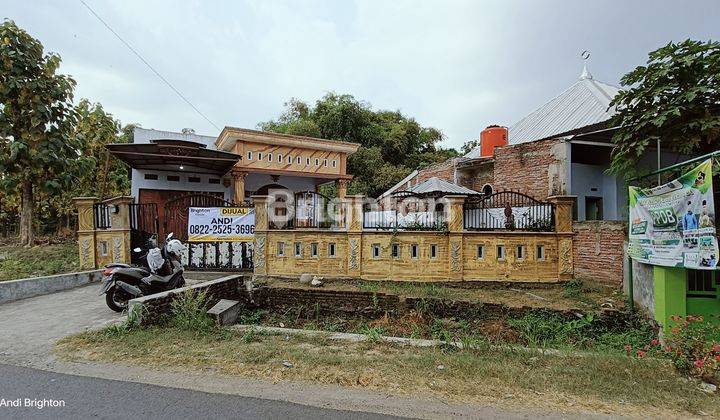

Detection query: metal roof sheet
xmin=508 ymin=65 xmax=621 ymax=145
xmin=403 ymin=177 xmax=479 ymax=196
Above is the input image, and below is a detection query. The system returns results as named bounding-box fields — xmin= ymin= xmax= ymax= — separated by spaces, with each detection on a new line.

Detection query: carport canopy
xmin=106 ymin=139 xmax=241 ymax=175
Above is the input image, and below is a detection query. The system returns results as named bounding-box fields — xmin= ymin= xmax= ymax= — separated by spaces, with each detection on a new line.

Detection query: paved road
xmin=0 ymin=364 xmax=400 ymax=420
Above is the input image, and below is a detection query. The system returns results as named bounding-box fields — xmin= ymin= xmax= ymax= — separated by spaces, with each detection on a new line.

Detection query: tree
xmin=259 ymin=93 xmax=459 ymax=197
xmin=609 ymin=39 xmax=720 ymax=176
xmin=461 ymin=139 xmax=478 ymax=155
xmin=0 ymin=20 xmax=80 ymax=245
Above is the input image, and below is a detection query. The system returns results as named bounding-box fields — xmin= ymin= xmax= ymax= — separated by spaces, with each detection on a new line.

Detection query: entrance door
xmin=162 ymin=193 xmax=253 ymax=271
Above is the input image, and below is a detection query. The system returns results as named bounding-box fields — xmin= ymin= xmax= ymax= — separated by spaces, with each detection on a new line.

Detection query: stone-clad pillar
xmin=251 ymin=195 xmax=269 ymax=275
xmin=442 ymin=195 xmax=466 ymax=281
xmin=232 ymin=170 xmax=248 ymax=204
xmin=547 ymin=195 xmax=576 ymax=280
xmin=345 ymin=195 xmax=365 ymax=279
xmin=337 ymin=179 xmax=350 ymax=200
xmin=73 ymin=197 xmax=98 ymax=270
xmin=99 ymin=196 xmax=133 ymax=266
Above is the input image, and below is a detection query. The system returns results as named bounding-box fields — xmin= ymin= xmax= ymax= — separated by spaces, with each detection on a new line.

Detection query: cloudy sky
xmin=3 ymin=0 xmax=719 ymax=149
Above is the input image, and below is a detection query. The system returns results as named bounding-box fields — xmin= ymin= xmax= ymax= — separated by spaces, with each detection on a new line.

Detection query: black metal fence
xmin=268 ymin=191 xmax=339 ymax=229
xmin=463 ymin=191 xmax=555 ymax=231
xmin=93 ymin=203 xmax=112 ymax=229
xmin=363 ymin=192 xmax=448 ymax=231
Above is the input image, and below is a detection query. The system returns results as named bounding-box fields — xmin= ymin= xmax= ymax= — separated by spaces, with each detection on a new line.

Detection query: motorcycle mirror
xmin=133 ymin=247 xmax=142 ymax=253
xmin=167 ymin=232 xmax=174 ymax=240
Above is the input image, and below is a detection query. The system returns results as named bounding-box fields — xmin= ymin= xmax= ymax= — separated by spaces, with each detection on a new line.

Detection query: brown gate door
xmin=162 ymin=193 xmax=253 ymax=271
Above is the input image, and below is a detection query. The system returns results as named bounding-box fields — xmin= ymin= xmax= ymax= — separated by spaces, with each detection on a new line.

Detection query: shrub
xmin=169 ymin=290 xmax=216 ymax=335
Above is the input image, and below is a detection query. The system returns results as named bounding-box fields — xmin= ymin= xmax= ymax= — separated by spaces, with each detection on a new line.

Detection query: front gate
xmin=129 ymin=203 xmax=158 ymax=265
xmin=164 ymin=194 xmax=254 ymax=271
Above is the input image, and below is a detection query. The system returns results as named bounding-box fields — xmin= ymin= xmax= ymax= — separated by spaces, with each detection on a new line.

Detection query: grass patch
xmin=0 ymin=242 xmax=79 ymax=281
xmin=56 ymin=325 xmax=720 ymax=417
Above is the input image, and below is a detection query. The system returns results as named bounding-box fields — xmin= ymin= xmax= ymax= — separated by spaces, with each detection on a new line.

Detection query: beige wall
xmin=234 ymin=141 xmax=345 ymax=177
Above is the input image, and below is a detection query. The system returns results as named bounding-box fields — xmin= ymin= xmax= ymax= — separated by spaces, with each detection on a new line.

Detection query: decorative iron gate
xmin=163 ymin=193 xmax=254 ymax=271
xmin=129 ymin=203 xmax=158 ymax=265
xmin=463 ymin=191 xmax=555 ymax=231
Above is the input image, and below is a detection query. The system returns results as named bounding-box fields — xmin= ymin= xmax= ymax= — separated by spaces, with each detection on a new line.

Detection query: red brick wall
xmin=572 ymin=221 xmax=626 ymax=286
xmin=493 ymin=138 xmax=566 ymax=199
xmin=416 ymin=159 xmax=456 ymax=184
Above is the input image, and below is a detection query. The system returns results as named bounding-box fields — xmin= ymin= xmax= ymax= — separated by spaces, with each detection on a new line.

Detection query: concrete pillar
xmin=232 ymin=170 xmax=248 ymax=204
xmin=251 ymin=195 xmax=269 ymax=275
xmin=98 ymin=196 xmax=133 ymax=266
xmin=442 ymin=195 xmax=466 ymax=281
xmin=73 ymin=197 xmax=98 ymax=270
xmin=547 ymin=195 xmax=576 ymax=281
xmin=337 ymin=179 xmax=350 ymax=200
xmin=653 ymin=266 xmax=687 ymax=332
xmin=345 ymin=195 xmax=365 ymax=279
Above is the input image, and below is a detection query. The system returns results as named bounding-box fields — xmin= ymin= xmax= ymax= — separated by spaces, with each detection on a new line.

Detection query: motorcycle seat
xmin=141 ymin=273 xmax=175 ymax=285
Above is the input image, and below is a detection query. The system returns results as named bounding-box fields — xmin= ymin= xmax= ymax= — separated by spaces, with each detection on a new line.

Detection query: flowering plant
xmin=627 ymin=315 xmax=720 ymax=384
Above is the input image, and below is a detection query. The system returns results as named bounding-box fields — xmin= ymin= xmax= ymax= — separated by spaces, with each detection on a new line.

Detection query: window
xmin=188 ymin=176 xmax=201 ymax=183
xmin=328 ymin=243 xmax=336 ymax=257
xmin=277 ymin=154 xmax=283 ymax=163
xmin=585 ymin=196 xmax=603 ymax=221
xmin=144 ymin=173 xmax=158 ymax=180
xmin=99 ymin=241 xmax=109 ymax=256
xmin=411 ymin=244 xmax=419 ymax=259
xmin=497 ymin=245 xmax=505 ymax=260
xmin=258 ymin=152 xmax=263 ymax=161
xmin=332 ymin=160 xmax=337 ymax=168
xmin=247 ymin=151 xmax=253 ymax=160
xmin=167 ymin=175 xmax=180 ymax=182
xmin=294 ymin=242 xmax=302 ymax=257
xmin=297 ymin=156 xmax=302 ymax=165
xmin=430 ymin=244 xmax=438 ymax=259
xmin=482 ymin=184 xmax=493 ymax=196
xmin=277 ymin=242 xmax=285 ymax=257
xmin=391 ymin=243 xmax=400 ymax=259
xmin=477 ymin=244 xmax=484 ymax=259
xmin=688 ymin=270 xmax=716 ymax=297
xmin=516 ymin=245 xmax=525 ymax=260
xmin=306 ymin=157 xmax=310 ymax=166
xmin=208 ymin=178 xmax=221 ymax=184
xmin=324 ymin=159 xmax=328 ymax=167
xmin=536 ymin=245 xmax=545 ymax=260
xmin=268 ymin=152 xmax=273 ymax=162
xmin=315 ymin=158 xmax=320 ymax=166
xmin=287 ymin=155 xmax=292 ymax=164
xmin=311 ymin=243 xmax=318 ymax=258
xmin=372 ymin=244 xmax=381 ymax=259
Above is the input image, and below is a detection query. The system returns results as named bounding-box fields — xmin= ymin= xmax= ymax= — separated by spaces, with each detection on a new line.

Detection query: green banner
xmin=628 ymin=159 xmax=718 ymax=269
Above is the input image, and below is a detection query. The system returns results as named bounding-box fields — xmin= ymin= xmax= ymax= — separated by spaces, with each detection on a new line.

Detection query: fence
xmin=463 ymin=191 xmax=555 ymax=232
xmin=93 ymin=203 xmax=112 ymax=230
xmin=268 ymin=191 xmax=339 ymax=230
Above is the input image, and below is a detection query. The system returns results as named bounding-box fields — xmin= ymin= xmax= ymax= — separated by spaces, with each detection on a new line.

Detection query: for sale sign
xmin=628 ymin=159 xmax=718 ymax=269
xmin=188 ymin=207 xmax=255 ymax=242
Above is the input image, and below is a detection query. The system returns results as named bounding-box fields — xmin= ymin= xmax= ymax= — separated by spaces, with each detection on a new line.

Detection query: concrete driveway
xmin=0 ymin=283 xmax=121 ymax=367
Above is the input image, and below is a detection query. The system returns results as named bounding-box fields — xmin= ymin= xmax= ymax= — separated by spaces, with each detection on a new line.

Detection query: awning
xmin=106 ymin=139 xmax=241 ymax=175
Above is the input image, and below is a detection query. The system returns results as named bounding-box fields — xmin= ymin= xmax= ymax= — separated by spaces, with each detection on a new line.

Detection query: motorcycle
xmin=100 ymin=233 xmax=186 ymax=312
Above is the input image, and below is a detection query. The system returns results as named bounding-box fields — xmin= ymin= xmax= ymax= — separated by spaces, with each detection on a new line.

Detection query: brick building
xmin=380 ymin=65 xmax=683 ymax=285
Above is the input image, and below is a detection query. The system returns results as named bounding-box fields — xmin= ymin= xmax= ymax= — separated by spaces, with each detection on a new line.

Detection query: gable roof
xmin=401 ymin=177 xmax=479 ymax=196
xmin=508 ymin=65 xmax=621 ymax=145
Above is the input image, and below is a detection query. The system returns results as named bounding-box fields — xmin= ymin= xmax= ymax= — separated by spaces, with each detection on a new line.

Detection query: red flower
xmin=664 ymin=345 xmax=672 ymax=352
xmin=651 ymin=339 xmax=659 ymax=346
xmin=636 ymin=350 xmax=646 ymax=358
xmin=715 ymin=355 xmax=720 ymax=362
xmin=694 ymin=359 xmax=705 ymax=368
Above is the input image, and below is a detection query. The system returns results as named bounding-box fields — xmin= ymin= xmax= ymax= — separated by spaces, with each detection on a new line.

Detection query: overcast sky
xmin=3 ymin=0 xmax=719 ymax=149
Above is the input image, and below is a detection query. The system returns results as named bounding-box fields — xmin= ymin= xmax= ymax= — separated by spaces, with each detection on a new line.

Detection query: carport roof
xmin=106 ymin=139 xmax=241 ymax=175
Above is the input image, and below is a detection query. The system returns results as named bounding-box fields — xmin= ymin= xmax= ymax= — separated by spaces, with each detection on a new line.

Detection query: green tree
xmin=461 ymin=139 xmax=478 ymax=155
xmin=0 ymin=20 xmax=80 ymax=245
xmin=259 ymin=93 xmax=459 ymax=197
xmin=609 ymin=39 xmax=720 ymax=176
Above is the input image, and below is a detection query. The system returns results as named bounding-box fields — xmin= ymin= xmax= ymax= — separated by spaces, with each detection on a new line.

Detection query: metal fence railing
xmin=463 ymin=191 xmax=555 ymax=231
xmin=93 ymin=203 xmax=111 ymax=230
xmin=268 ymin=191 xmax=339 ymax=230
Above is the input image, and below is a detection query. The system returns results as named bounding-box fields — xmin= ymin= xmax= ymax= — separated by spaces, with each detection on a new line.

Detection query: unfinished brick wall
xmin=416 ymin=158 xmax=456 ymax=184
xmin=493 ymin=138 xmax=567 ymax=199
xmin=572 ymin=221 xmax=627 ymax=286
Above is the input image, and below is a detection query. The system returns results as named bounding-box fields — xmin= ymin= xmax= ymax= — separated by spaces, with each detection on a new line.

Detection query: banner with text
xmin=628 ymin=159 xmax=718 ymax=269
xmin=188 ymin=207 xmax=255 ymax=242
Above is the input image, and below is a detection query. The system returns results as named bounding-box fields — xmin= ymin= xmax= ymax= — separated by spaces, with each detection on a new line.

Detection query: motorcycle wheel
xmin=106 ymin=286 xmax=130 ymax=312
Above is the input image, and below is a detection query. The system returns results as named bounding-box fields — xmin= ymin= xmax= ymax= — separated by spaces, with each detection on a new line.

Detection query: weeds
xmin=358 ymin=324 xmax=385 ymax=342
xmin=169 ymin=290 xmax=216 ymax=335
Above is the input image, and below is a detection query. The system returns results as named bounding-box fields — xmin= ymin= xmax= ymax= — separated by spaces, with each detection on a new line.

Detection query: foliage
xmin=0 ymin=20 xmax=82 ymax=245
xmin=460 ymin=139 xmax=478 ymax=155
xmin=0 ymin=242 xmax=79 ymax=281
xmin=631 ymin=315 xmax=720 ymax=383
xmin=259 ymin=93 xmax=459 ymax=197
xmin=609 ymin=39 xmax=720 ymax=176
xmin=169 ymin=290 xmax=217 ymax=335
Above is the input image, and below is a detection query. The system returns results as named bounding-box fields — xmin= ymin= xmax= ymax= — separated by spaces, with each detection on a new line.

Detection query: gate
xmin=463 ymin=191 xmax=555 ymax=231
xmin=129 ymin=203 xmax=158 ymax=265
xmin=163 ymin=193 xmax=254 ymax=271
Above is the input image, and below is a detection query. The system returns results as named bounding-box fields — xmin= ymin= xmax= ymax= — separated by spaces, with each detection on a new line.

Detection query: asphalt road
xmin=0 ymin=364 xmax=403 ymax=420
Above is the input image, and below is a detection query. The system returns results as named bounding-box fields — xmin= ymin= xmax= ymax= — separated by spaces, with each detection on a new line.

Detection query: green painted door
xmin=686 ymin=270 xmax=720 ymax=320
